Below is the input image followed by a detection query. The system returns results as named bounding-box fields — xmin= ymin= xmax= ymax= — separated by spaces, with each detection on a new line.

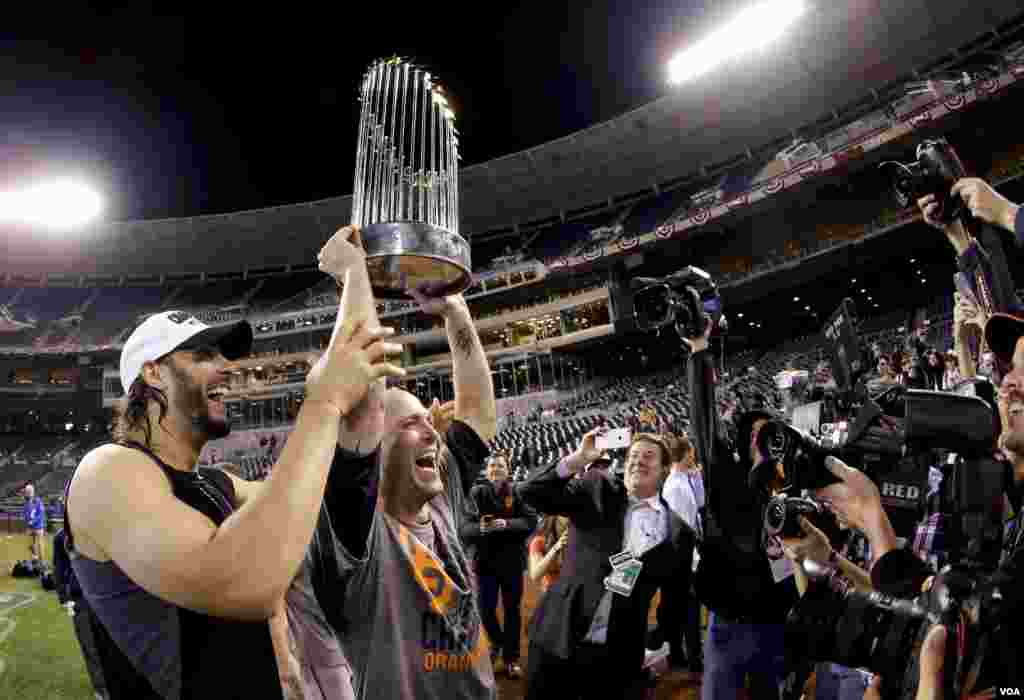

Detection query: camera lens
xmin=633 ymin=286 xmax=672 ymax=329
xmin=764 ymin=498 xmax=788 ymax=537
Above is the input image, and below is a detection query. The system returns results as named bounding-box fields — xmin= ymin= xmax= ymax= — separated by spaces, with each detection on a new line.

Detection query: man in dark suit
xmin=460 ymin=453 xmax=539 ymax=679
xmin=517 ymin=429 xmax=696 ymax=700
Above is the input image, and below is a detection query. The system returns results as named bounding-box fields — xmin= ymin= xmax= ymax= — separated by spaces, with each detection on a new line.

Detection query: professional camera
xmin=631 ymin=266 xmax=725 ymax=339
xmin=763 ymin=494 xmax=845 ymax=550
xmin=750 ymin=420 xmax=842 ymax=493
xmin=783 ymin=561 xmax=1001 ymax=700
xmin=881 ymin=138 xmax=968 ymax=224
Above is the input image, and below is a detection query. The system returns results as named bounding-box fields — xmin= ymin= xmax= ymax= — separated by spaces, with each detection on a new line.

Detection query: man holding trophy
xmin=304 ymin=58 xmax=499 ymax=700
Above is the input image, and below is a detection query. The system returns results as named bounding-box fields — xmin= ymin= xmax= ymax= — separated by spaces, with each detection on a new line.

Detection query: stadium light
xmin=0 ymin=177 xmax=104 ymax=229
xmin=667 ymin=0 xmax=808 ymax=85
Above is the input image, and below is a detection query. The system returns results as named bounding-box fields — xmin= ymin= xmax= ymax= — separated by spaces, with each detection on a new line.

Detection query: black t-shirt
xmin=66 ymin=441 xmax=282 ymax=700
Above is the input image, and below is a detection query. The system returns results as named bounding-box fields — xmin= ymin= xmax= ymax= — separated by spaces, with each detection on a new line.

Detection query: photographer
xmin=817 ymin=313 xmax=1024 ymax=694
xmin=781 ymin=518 xmax=872 ymax=700
xmin=517 ymin=430 xmax=696 ymax=700
xmin=918 ymin=178 xmax=1022 ymax=317
xmin=685 ymin=322 xmax=798 ymax=700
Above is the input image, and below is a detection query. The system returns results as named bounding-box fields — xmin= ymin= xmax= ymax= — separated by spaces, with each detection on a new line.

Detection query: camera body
xmin=763 ymin=494 xmax=845 ymax=549
xmin=882 ymin=138 xmax=968 ymax=223
xmin=632 ymin=266 xmax=725 ymax=339
xmin=752 ymin=420 xmax=843 ymax=493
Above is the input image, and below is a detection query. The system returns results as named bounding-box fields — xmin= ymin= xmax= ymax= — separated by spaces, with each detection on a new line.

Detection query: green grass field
xmin=0 ymin=532 xmax=97 ymax=700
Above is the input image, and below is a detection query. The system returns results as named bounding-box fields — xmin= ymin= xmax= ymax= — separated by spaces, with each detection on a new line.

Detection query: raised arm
xmin=411 ymin=292 xmax=497 ymax=443
xmin=321 ymin=225 xmax=388 ymax=455
xmin=69 ymin=230 xmax=404 ymax=622
xmin=69 ymin=319 xmax=403 ymax=622
xmin=516 ymin=428 xmax=604 ymax=518
xmin=684 ymin=323 xmax=720 ymax=490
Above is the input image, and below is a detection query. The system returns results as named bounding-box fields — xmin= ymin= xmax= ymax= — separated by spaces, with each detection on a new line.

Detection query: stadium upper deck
xmin=2 ymin=1 xmax=1022 ymax=281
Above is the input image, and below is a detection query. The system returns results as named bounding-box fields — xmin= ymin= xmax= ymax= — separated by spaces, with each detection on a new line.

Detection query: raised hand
xmin=814 ymin=456 xmax=882 ymax=532
xmin=305 ymin=319 xmax=405 ymax=416
xmin=408 ymin=287 xmax=465 ymax=318
xmin=952 ymin=177 xmax=1020 ymax=232
xmin=917 ymin=193 xmax=971 ymax=254
xmin=953 ymin=291 xmax=987 ymax=337
xmin=428 ymin=398 xmax=456 ymax=436
xmin=681 ymin=318 xmax=713 ymax=354
xmin=576 ymin=427 xmax=607 ymax=465
xmin=317 ymin=225 xmax=366 ymax=282
xmin=917 ymin=193 xmax=946 ymax=231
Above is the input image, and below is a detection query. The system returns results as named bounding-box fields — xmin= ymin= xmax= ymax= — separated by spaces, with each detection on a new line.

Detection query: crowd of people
xmin=23 ymin=175 xmax=1024 ymax=700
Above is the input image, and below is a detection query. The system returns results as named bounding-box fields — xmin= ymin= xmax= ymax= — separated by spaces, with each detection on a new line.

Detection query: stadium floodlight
xmin=667 ymin=0 xmax=808 ymax=85
xmin=0 ymin=177 xmax=104 ymax=229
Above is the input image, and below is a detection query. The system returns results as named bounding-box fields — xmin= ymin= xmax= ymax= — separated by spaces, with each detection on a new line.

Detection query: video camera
xmin=767 ymin=295 xmax=1009 ymax=699
xmin=880 ymin=138 xmax=968 ymax=224
xmin=764 ymin=386 xmax=1005 ymax=699
xmin=631 ymin=266 xmax=726 ymax=340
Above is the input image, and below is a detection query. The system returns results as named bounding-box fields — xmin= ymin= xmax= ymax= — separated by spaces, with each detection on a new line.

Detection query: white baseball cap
xmin=119 ymin=310 xmax=253 ymax=394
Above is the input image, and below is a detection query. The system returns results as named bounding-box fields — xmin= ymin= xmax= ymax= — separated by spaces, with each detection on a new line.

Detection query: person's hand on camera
xmin=553 ymin=530 xmax=569 ymax=552
xmin=781 ymin=516 xmax=833 ymax=567
xmin=562 ymin=427 xmax=607 ymax=474
xmin=682 ymin=318 xmax=713 ymax=354
xmin=817 ymin=456 xmax=898 ymax=560
xmin=952 ymin=177 xmax=1020 ymax=233
xmin=863 ymin=624 xmax=947 ymax=700
xmin=918 ymin=193 xmax=972 ymax=254
xmin=917 ymin=193 xmax=946 ymax=231
xmin=305 ymin=319 xmax=405 ymax=417
xmin=815 ymin=457 xmax=881 ymax=531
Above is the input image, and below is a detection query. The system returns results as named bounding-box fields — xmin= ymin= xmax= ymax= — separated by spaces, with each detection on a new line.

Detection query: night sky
xmin=0 ymin=1 xmax=750 ymax=222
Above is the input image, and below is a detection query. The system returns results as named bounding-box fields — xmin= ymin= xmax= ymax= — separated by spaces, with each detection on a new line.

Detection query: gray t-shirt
xmin=286 ymin=560 xmax=350 ymax=670
xmin=310 ymin=421 xmax=496 ymax=700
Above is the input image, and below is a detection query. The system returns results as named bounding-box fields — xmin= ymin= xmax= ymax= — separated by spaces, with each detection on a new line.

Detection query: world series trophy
xmin=351 ymin=57 xmax=471 ymax=299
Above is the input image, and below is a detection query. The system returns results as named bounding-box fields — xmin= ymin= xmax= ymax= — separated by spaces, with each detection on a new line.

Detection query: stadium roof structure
xmin=4 ymin=0 xmax=1023 ymax=279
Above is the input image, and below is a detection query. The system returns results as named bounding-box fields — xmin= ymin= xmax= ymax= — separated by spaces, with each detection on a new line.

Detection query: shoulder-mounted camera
xmin=631 ymin=265 xmax=726 ymax=339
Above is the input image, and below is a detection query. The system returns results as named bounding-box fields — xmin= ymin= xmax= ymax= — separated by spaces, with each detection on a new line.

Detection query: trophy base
xmin=361 ymin=221 xmax=472 ymax=300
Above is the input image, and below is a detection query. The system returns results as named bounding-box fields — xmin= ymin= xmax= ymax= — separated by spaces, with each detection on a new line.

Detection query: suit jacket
xmin=517 ymin=462 xmax=695 ymax=675
xmin=460 ymin=480 xmax=539 ymax=573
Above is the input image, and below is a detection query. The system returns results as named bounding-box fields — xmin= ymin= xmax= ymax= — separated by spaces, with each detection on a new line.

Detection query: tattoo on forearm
xmin=453 ymin=326 xmax=475 ymax=359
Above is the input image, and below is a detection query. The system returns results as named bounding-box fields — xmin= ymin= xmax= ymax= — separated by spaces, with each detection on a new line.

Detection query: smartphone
xmin=596 ymin=427 xmax=632 ymax=451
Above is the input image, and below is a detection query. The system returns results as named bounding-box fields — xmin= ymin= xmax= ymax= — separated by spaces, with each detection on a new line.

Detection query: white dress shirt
xmin=583 ymin=494 xmax=668 ymax=644
xmin=662 ymin=470 xmax=702 ymax=571
xmin=662 ymin=471 xmax=700 ymax=533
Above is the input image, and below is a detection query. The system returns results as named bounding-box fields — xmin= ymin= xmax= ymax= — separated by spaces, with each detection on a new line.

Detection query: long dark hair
xmin=538 ymin=515 xmax=568 ymax=557
xmin=112 ymin=376 xmax=169 ymax=447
